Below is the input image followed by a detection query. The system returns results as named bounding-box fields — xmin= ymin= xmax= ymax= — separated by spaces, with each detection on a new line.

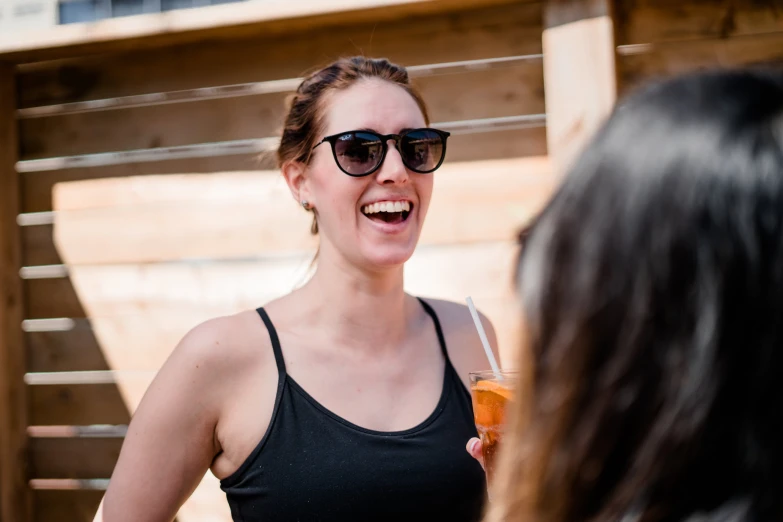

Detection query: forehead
xmin=322 ymin=78 xmax=427 ymax=135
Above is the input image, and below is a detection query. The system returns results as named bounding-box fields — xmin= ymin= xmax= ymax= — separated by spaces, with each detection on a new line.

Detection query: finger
xmin=466 ymin=437 xmax=485 ymax=470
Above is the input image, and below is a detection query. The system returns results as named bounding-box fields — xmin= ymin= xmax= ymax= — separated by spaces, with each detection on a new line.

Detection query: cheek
xmin=417 ymin=176 xmax=435 ymax=211
xmin=310 ymin=171 xmax=366 ymax=221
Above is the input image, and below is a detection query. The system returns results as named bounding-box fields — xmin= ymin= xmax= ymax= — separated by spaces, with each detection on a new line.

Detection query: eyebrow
xmin=354 ymin=127 xmax=415 ymax=135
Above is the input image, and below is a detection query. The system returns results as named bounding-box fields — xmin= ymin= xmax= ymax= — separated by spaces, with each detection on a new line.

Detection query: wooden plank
xmin=21 ymin=225 xmax=61 ymax=267
xmin=543 ymin=0 xmax=618 ymax=176
xmin=0 ymin=63 xmax=32 ymax=522
xmin=21 ymin=126 xmax=547 ymax=213
xmin=24 ymin=277 xmax=84 ymax=320
xmin=19 ymin=65 xmax=544 ymax=160
xmin=28 ymin=258 xmax=315 ymax=321
xmin=17 ymin=56 xmax=538 ymax=120
xmin=33 ymin=490 xmax=104 ymax=522
xmin=49 ymin=171 xmax=315 ymax=264
xmin=1 ymin=0 xmax=524 ymax=64
xmin=35 ymin=158 xmax=551 ymax=265
xmin=20 ymin=93 xmax=285 ymax=161
xmin=615 ymin=0 xmax=783 ymax=46
xmin=26 ymin=319 xmax=110 ymax=373
xmin=619 ymin=32 xmax=783 ymax=93
xmin=17 ymin=2 xmax=542 ymax=108
xmin=29 ymin=383 xmax=131 ymax=425
xmin=21 ymin=153 xmax=264 ymax=214
xmin=30 ymin=437 xmax=121 ymax=479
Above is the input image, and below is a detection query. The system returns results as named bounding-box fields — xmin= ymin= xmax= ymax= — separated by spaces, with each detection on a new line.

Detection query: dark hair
xmin=489 ymin=68 xmax=783 ymax=522
xmin=278 ymin=56 xmax=429 ymax=235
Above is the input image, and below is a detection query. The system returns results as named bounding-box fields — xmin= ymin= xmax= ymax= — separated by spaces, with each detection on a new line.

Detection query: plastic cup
xmin=469 ymin=370 xmax=517 ymax=490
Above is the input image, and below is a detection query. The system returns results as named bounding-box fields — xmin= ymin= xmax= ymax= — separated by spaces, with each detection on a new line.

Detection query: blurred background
xmin=0 ymin=0 xmax=782 ymax=520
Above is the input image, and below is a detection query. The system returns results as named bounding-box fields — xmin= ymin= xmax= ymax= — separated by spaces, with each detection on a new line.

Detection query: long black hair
xmin=492 ymin=68 xmax=783 ymax=522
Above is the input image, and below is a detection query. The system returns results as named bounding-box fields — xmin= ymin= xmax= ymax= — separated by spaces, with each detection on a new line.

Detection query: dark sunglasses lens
xmin=333 ymin=132 xmax=383 ymax=175
xmin=399 ymin=130 xmax=445 ymax=172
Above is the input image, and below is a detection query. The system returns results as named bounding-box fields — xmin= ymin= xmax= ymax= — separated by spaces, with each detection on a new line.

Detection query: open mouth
xmin=361 ymin=200 xmax=413 ymax=225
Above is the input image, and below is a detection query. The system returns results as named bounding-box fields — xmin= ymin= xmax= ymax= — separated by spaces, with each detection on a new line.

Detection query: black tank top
xmin=219 ymin=299 xmax=487 ymax=521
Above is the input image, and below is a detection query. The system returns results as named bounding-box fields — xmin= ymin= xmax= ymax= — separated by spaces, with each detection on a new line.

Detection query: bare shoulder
xmin=168 ymin=310 xmax=272 ymax=376
xmin=419 ymin=298 xmax=500 ymax=387
xmin=140 ymin=308 xmax=277 ymax=424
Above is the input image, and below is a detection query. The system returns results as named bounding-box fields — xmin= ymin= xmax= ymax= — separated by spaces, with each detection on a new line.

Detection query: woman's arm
xmin=93 ymin=319 xmax=236 ymax=522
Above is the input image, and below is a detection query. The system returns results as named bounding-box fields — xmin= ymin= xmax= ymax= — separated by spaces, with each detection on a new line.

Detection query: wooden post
xmin=0 ymin=62 xmax=31 ymax=522
xmin=543 ymin=0 xmax=619 ymax=177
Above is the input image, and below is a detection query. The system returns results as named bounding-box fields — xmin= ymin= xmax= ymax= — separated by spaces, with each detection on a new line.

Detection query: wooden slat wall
xmin=20 ymin=68 xmax=541 ymax=160
xmin=18 ymin=1 xmax=783 ymax=520
xmin=15 ymin=2 xmax=551 ymax=520
xmin=615 ymin=0 xmax=783 ymax=94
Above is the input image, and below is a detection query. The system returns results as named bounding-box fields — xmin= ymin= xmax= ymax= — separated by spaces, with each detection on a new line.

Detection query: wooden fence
xmin=1 ymin=0 xmax=782 ymax=520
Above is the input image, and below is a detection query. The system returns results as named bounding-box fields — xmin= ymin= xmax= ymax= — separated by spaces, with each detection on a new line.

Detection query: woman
xmin=96 ymin=57 xmax=498 ymax=522
xmin=483 ymin=68 xmax=783 ymax=522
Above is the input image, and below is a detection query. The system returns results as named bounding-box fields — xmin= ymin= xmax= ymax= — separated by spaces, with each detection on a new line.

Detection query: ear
xmin=282 ymin=160 xmax=313 ymax=207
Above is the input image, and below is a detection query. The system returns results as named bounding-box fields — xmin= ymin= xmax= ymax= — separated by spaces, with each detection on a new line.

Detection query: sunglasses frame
xmin=312 ymin=127 xmax=451 ymax=177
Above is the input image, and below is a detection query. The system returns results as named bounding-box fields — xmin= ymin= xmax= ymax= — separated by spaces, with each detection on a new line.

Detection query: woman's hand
xmin=466 ymin=437 xmax=484 ymax=470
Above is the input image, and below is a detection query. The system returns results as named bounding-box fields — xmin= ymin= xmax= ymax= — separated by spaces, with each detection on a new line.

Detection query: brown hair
xmin=277 ymin=56 xmax=430 ymax=235
xmin=485 ymin=68 xmax=783 ymax=522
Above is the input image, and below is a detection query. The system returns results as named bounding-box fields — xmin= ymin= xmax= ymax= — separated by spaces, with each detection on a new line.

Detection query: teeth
xmin=362 ymin=201 xmax=412 ymax=214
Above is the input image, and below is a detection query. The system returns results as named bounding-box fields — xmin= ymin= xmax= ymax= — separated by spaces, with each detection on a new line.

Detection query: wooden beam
xmin=17 ymin=2 xmax=542 ymax=109
xmin=0 ymin=63 xmax=31 ymax=522
xmin=19 ymin=67 xmax=543 ymax=161
xmin=0 ymin=0 xmax=523 ymax=64
xmin=615 ymin=0 xmax=783 ymax=46
xmin=619 ymin=31 xmax=783 ymax=94
xmin=28 ymin=383 xmax=130 ymax=426
xmin=543 ymin=0 xmax=618 ymax=176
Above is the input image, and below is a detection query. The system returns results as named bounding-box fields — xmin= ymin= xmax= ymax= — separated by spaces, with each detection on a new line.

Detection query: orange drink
xmin=469 ymin=370 xmax=516 ymax=489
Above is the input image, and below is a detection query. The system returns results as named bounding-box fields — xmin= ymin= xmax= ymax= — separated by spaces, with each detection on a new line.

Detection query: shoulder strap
xmin=256 ymin=308 xmax=287 ymax=378
xmin=417 ymin=298 xmax=450 ymax=360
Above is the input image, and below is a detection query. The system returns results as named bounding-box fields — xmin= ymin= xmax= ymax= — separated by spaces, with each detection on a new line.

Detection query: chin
xmin=361 ymin=244 xmax=417 ymax=269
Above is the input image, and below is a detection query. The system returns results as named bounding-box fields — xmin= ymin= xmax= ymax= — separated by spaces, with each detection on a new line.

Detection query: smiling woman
xmin=93 ymin=56 xmax=500 ymax=522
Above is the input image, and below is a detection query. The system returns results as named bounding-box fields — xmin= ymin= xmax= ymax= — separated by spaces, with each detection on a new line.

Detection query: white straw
xmin=465 ymin=296 xmax=501 ymax=375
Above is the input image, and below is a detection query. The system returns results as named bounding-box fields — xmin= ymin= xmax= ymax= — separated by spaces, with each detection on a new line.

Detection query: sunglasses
xmin=312 ymin=128 xmax=451 ymax=177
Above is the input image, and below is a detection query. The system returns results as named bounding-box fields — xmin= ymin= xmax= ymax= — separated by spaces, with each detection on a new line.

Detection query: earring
xmin=301 ymin=200 xmax=311 ymax=210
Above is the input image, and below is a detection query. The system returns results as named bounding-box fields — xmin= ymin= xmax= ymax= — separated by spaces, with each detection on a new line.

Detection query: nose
xmin=376 ymin=139 xmax=409 ymax=185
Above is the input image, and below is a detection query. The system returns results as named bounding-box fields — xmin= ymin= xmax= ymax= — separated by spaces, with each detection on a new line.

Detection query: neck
xmin=296 ymin=247 xmax=413 ymax=347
